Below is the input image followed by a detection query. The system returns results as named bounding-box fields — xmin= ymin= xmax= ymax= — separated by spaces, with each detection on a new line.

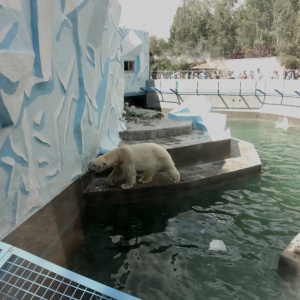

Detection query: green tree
xmin=169 ymin=0 xmax=213 ymax=57
xmin=236 ymin=0 xmax=275 ymax=57
xmin=273 ymin=0 xmax=300 ymax=68
xmin=151 ymin=0 xmax=300 ymax=70
xmin=149 ymin=35 xmax=173 ymax=72
xmin=209 ymin=0 xmax=238 ymax=58
xmin=169 ymin=0 xmax=240 ymax=60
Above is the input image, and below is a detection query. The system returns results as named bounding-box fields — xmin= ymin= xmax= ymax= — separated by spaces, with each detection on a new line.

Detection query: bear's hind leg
xmin=166 ymin=167 xmax=180 ymax=183
xmin=121 ymin=165 xmax=137 ymax=189
xmin=138 ymin=170 xmax=155 ymax=184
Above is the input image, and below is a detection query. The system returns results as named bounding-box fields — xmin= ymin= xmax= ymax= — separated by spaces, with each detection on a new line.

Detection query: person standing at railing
xmin=228 ymin=71 xmax=236 ymax=79
xmin=285 ymin=69 xmax=294 ymax=80
xmin=249 ymin=71 xmax=254 ymax=79
xmin=255 ymin=68 xmax=263 ymax=80
xmin=211 ymin=70 xmax=219 ymax=79
xmin=200 ymin=70 xmax=208 ymax=79
xmin=240 ymin=70 xmax=248 ymax=79
xmin=271 ymin=71 xmax=279 ymax=79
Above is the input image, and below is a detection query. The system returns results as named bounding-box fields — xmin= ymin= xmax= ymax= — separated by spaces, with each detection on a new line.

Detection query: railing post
xmin=281 ymin=80 xmax=284 ymax=105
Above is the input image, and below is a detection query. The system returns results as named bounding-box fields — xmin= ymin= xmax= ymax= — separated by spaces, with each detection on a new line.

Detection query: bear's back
xmin=121 ymin=143 xmax=173 ymax=171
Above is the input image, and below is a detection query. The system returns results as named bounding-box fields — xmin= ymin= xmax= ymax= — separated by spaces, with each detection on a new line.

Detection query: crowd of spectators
xmin=152 ymin=69 xmax=300 ymax=80
xmin=227 ymin=69 xmax=300 ymax=80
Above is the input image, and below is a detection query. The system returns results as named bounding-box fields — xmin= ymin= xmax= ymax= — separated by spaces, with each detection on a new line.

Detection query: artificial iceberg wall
xmin=120 ymin=28 xmax=149 ymax=95
xmin=0 ymin=0 xmax=149 ymax=239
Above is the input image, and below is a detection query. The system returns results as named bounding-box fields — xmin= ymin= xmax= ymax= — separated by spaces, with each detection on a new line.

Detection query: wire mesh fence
xmin=0 ymin=242 xmax=140 ymax=300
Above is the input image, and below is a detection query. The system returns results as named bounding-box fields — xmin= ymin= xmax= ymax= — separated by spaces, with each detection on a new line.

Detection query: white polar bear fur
xmin=89 ymin=143 xmax=180 ymax=189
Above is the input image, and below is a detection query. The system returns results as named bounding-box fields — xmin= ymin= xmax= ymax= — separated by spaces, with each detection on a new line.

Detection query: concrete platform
xmin=84 ymin=108 xmax=261 ymax=206
xmin=84 ymin=139 xmax=261 ymax=206
xmin=120 ymin=108 xmax=193 ymax=140
xmin=278 ymin=232 xmax=300 ymax=276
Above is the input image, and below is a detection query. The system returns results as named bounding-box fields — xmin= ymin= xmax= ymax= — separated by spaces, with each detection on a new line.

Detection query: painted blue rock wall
xmin=120 ymin=28 xmax=150 ymax=95
xmin=0 ymin=0 xmax=149 ymax=239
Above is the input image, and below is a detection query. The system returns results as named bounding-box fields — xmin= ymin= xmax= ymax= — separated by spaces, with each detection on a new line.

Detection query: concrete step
xmin=120 ymin=117 xmax=192 ymax=141
xmin=83 ymin=108 xmax=261 ymax=206
xmin=120 ymin=107 xmax=231 ymax=167
xmin=120 ymin=131 xmax=231 ymax=168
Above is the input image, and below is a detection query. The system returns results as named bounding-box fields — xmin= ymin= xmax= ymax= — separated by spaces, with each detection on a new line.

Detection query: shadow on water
xmin=82 ymin=175 xmax=261 ymax=240
xmin=69 ymin=176 xmax=263 ymax=290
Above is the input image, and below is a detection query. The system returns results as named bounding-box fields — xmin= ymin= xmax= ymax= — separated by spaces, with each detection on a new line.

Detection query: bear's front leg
xmin=121 ymin=165 xmax=136 ymax=189
xmin=108 ymin=167 xmax=123 ymax=186
xmin=166 ymin=167 xmax=180 ymax=183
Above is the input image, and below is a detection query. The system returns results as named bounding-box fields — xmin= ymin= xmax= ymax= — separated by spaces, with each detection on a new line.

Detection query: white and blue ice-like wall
xmin=120 ymin=27 xmax=149 ymax=96
xmin=0 ymin=0 xmax=149 ymax=239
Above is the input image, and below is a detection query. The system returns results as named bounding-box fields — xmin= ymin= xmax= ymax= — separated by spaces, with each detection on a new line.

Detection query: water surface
xmin=71 ymin=119 xmax=300 ymax=300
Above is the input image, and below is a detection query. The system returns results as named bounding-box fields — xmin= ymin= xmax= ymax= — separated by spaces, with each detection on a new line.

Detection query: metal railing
xmin=141 ymin=79 xmax=300 ymax=110
xmin=150 ymin=79 xmax=300 ymax=96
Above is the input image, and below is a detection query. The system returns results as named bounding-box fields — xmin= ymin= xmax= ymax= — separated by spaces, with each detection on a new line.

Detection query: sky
xmin=118 ymin=0 xmax=182 ymax=40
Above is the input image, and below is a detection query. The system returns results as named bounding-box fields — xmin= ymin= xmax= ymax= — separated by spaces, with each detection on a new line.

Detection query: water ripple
xmin=70 ymin=120 xmax=300 ymax=300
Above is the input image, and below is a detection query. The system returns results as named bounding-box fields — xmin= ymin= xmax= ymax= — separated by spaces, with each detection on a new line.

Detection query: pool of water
xmin=71 ymin=119 xmax=300 ymax=300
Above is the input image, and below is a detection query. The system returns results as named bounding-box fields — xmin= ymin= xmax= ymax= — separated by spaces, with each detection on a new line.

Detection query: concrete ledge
xmin=215 ymin=109 xmax=300 ymax=127
xmin=167 ymin=138 xmax=231 ymax=168
xmin=119 ymin=108 xmax=232 ymax=167
xmin=120 ymin=117 xmax=193 ymax=141
xmin=83 ymin=138 xmax=261 ymax=206
xmin=278 ymin=232 xmax=300 ymax=275
xmin=121 ymin=131 xmax=231 ymax=168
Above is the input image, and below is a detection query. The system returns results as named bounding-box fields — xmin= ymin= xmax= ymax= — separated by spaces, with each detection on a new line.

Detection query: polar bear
xmin=87 ymin=143 xmax=180 ymax=189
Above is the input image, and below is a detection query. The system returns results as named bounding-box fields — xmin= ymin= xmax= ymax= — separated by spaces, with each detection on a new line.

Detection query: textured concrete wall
xmin=0 ymin=0 xmax=149 ymax=239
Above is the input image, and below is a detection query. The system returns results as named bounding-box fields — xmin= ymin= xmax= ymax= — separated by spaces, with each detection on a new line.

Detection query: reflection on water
xmin=70 ymin=119 xmax=300 ymax=300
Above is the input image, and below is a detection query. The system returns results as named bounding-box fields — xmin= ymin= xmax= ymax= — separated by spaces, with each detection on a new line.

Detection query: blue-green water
xmin=72 ymin=119 xmax=300 ymax=300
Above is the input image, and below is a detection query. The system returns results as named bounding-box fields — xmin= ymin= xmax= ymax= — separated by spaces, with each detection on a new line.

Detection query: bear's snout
xmin=87 ymin=162 xmax=97 ymax=173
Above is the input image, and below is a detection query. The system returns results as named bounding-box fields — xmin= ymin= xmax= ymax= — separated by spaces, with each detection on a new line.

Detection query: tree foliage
xmin=169 ymin=0 xmax=213 ymax=56
xmin=273 ymin=0 xmax=300 ymax=68
xmin=209 ymin=0 xmax=238 ymax=58
xmin=236 ymin=0 xmax=275 ymax=56
xmin=150 ymin=0 xmax=300 ymax=70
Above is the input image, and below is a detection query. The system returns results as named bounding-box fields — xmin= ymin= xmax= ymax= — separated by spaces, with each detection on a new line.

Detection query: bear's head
xmin=87 ymin=155 xmax=110 ymax=173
